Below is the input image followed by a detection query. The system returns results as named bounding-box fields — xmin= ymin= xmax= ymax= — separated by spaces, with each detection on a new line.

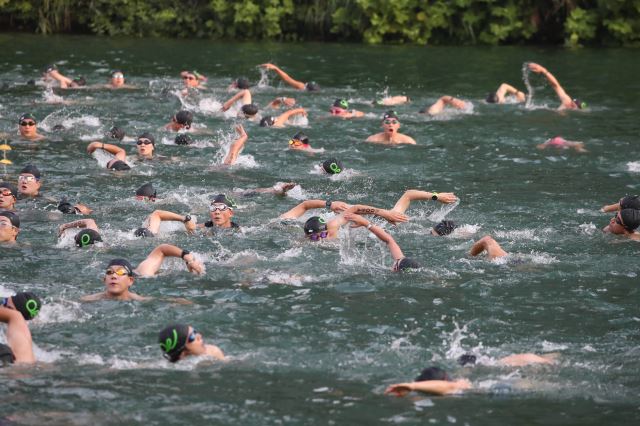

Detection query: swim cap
xmin=108 ymin=126 xmax=125 ymax=141
xmin=415 ymin=366 xmax=449 ymax=382
xmin=57 ymin=199 xmax=77 ymax=214
xmin=174 ymin=111 xmax=193 ymax=127
xmin=52 ymin=124 xmax=66 ymax=132
xmin=108 ymin=160 xmax=131 ymax=171
xmin=620 ymin=195 xmax=640 ymax=210
xmin=11 ymin=291 xmax=42 ymax=320
xmin=322 ymin=158 xmax=343 ymax=175
xmin=111 ymin=70 xmax=124 ymax=78
xmin=18 ymin=113 xmax=36 ymax=124
xmin=174 ymin=134 xmax=192 ymax=145
xmin=394 ymin=257 xmax=421 ymax=272
xmin=137 ymin=132 xmax=155 ymax=145
xmin=0 ymin=182 xmax=18 ymax=198
xmin=73 ymin=77 xmax=87 ymax=86
xmin=235 ymin=78 xmax=250 ymax=89
xmin=107 ymin=259 xmax=136 ymax=276
xmin=74 ymin=229 xmax=102 ymax=247
xmin=0 ymin=343 xmax=15 ymax=365
xmin=136 ymin=183 xmax=156 ymax=198
xmin=211 ymin=194 xmax=237 ymax=209
xmin=158 ymin=323 xmax=190 ymax=362
xmin=305 ymin=81 xmax=320 ymax=91
xmin=333 ymin=99 xmax=349 ymax=109
xmin=572 ymin=98 xmax=587 ymax=109
xmin=433 ymin=220 xmax=456 ymax=236
xmin=485 ymin=93 xmax=499 ymax=103
xmin=457 ymin=354 xmax=477 ymax=366
xmin=260 ymin=116 xmax=276 ymax=127
xmin=21 ymin=164 xmax=41 ymax=179
xmin=303 ymin=216 xmax=327 ymax=235
xmin=382 ymin=110 xmax=398 ymax=121
xmin=0 ymin=211 xmax=20 ymax=228
xmin=241 ymin=104 xmax=259 ymax=117
xmin=291 ymin=131 xmax=309 ymax=145
xmin=619 ymin=208 xmax=640 ymax=231
xmin=44 ymin=64 xmax=57 ymax=73
xmin=134 ymin=227 xmax=155 ymax=238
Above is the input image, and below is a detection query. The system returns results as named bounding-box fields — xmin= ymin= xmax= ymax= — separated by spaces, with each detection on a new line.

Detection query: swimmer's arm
xmin=221 ymin=90 xmax=250 ymax=111
xmin=135 ymin=244 xmax=203 ymax=276
xmin=391 ymin=190 xmax=458 ymax=214
xmin=398 ymin=134 xmax=417 ymax=145
xmin=345 ymin=213 xmax=405 ymax=259
xmin=496 ymin=83 xmax=525 ymax=102
xmin=350 ymin=204 xmax=409 ymax=225
xmin=260 ymin=63 xmax=306 ymax=90
xmin=279 ymin=199 xmax=347 ymax=219
xmin=206 ymin=344 xmax=225 ymax=360
xmin=223 ymin=125 xmax=248 ymax=165
xmin=145 ymin=210 xmax=196 ymax=235
xmin=365 ymin=133 xmax=384 ymax=142
xmin=87 ymin=142 xmax=126 ymax=161
xmin=497 ymin=353 xmax=557 ymax=366
xmin=267 ymin=97 xmax=296 ymax=109
xmin=274 ymin=108 xmax=307 ymax=127
xmin=627 ymin=232 xmax=640 ymax=241
xmin=601 ymin=202 xmax=621 ymax=213
xmin=58 ymin=219 xmax=99 ymax=236
xmin=528 ymin=63 xmax=573 ymax=106
xmin=0 ymin=307 xmax=35 ymax=364
xmin=47 ymin=69 xmax=73 ymax=88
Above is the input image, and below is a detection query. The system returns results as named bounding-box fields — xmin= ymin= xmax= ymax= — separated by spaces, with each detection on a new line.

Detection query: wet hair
xmin=241 ymin=104 xmax=259 ymax=117
xmin=322 ymin=158 xmax=343 ymax=175
xmin=260 ymin=116 xmax=275 ymax=127
xmin=457 ymin=354 xmax=477 ymax=366
xmin=620 ymin=195 xmax=640 ymax=210
xmin=486 ymin=92 xmax=499 ymax=103
xmin=174 ymin=134 xmax=192 ymax=145
xmin=174 ymin=110 xmax=193 ymax=127
xmin=75 ymin=229 xmax=102 ymax=247
xmin=433 ymin=220 xmax=457 ymax=236
xmin=415 ymin=367 xmax=450 ymax=382
xmin=235 ymin=77 xmax=250 ymax=89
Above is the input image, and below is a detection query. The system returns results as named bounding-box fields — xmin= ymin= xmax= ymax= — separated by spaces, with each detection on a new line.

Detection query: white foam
xmin=626 ymin=161 xmax=640 ymax=172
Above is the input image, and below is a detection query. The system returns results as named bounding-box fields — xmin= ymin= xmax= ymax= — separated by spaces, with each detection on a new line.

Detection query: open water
xmin=0 ymin=35 xmax=639 ymax=425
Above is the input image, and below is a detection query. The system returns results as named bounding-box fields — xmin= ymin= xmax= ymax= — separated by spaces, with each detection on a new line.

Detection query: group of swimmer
xmin=2 ymin=58 xmax=639 ymax=397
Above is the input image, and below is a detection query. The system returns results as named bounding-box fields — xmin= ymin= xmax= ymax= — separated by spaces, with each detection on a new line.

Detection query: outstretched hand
xmin=184 ymin=254 xmax=204 ymax=275
xmin=384 ymin=383 xmax=413 ymax=397
xmin=330 ymin=201 xmax=350 ymax=213
xmin=436 ymin=192 xmax=458 ymax=204
xmin=528 ymin=62 xmax=545 ymax=73
xmin=260 ymin=63 xmax=277 ymax=70
xmin=235 ymin=124 xmax=247 ymax=137
xmin=379 ymin=209 xmax=409 ymax=225
xmin=344 ymin=212 xmax=368 ymax=228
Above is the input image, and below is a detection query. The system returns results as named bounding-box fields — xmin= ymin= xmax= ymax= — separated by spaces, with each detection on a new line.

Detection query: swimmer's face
xmin=103 ymin=267 xmax=134 ymax=297
xmin=179 ymin=326 xmax=205 ymax=360
xmin=604 ymin=212 xmax=628 ymax=234
xmin=0 ymin=188 xmax=16 ymax=210
xmin=136 ymin=138 xmax=154 ymax=157
xmin=182 ymin=73 xmax=199 ymax=88
xmin=382 ymin=118 xmax=400 ymax=134
xmin=209 ymin=203 xmax=233 ymax=227
xmin=288 ymin=139 xmax=309 ymax=150
xmin=19 ymin=119 xmax=37 ymax=138
xmin=0 ymin=216 xmax=18 ymax=242
xmin=18 ymin=174 xmax=41 ymax=197
xmin=111 ymin=73 xmax=125 ymax=87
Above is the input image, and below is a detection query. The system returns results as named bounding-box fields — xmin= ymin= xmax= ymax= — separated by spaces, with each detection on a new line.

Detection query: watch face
xmin=432 ymin=195 xmax=437 ymax=200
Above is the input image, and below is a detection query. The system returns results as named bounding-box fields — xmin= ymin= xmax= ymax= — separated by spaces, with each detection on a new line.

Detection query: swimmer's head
xmin=260 ymin=116 xmax=276 ymax=127
xmin=289 ymin=131 xmax=310 ymax=149
xmin=415 ymin=367 xmax=450 ymax=382
xmin=305 ymin=81 xmax=320 ymax=92
xmin=20 ymin=164 xmax=41 ymax=180
xmin=135 ymin=183 xmax=156 ymax=201
xmin=44 ymin=64 xmax=57 ymax=74
xmin=137 ymin=132 xmax=155 ymax=145
xmin=382 ymin=110 xmax=399 ymax=121
xmin=392 ymin=257 xmax=421 ymax=272
xmin=0 ymin=343 xmax=15 ymax=366
xmin=0 ymin=182 xmax=18 ymax=199
xmin=431 ymin=220 xmax=457 ymax=236
xmin=304 ymin=216 xmax=328 ymax=241
xmin=322 ymin=158 xmax=343 ymax=175
xmin=211 ymin=194 xmax=237 ymax=209
xmin=10 ymin=291 xmax=42 ymax=320
xmin=107 ymin=126 xmax=125 ymax=141
xmin=457 ymin=354 xmax=477 ymax=366
xmin=174 ymin=134 xmax=192 ymax=145
xmin=619 ymin=195 xmax=640 ymax=210
xmin=241 ymin=104 xmax=259 ymax=118
xmin=57 ymin=199 xmax=78 ymax=214
xmin=18 ymin=113 xmax=37 ymax=125
xmin=333 ymin=99 xmax=349 ymax=109
xmin=107 ymin=258 xmax=136 ymax=276
xmin=74 ymin=229 xmax=102 ymax=247
xmin=0 ymin=211 xmax=20 ymax=229
xmin=158 ymin=323 xmax=190 ymax=362
xmin=485 ymin=93 xmax=499 ymax=103
xmin=620 ymin=209 xmax=640 ymax=231
xmin=72 ymin=77 xmax=87 ymax=87
xmin=111 ymin=70 xmax=125 ymax=86
xmin=136 ymin=132 xmax=155 ymax=157
xmin=52 ymin=124 xmax=66 ymax=132
xmin=134 ymin=227 xmax=155 ymax=238
xmin=107 ymin=160 xmax=131 ymax=171
xmin=234 ymin=77 xmax=250 ymax=89
xmin=572 ymin=98 xmax=587 ymax=109
xmin=173 ymin=111 xmax=193 ymax=128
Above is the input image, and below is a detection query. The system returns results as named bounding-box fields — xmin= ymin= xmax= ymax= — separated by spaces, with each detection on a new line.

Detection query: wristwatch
xmin=181 ymin=249 xmax=190 ymax=259
xmin=431 ymin=192 xmax=439 ymax=201
xmin=183 ymin=214 xmax=191 ymax=223
xmin=325 ymin=200 xmax=332 ymax=210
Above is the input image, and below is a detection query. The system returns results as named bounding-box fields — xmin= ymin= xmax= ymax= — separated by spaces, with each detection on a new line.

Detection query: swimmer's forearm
xmin=601 ymin=203 xmax=620 ymax=213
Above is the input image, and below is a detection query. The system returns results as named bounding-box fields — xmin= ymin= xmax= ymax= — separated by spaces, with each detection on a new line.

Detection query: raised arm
xmin=86 ymin=142 xmax=127 ymax=161
xmin=527 ymin=63 xmax=573 ymax=107
xmin=279 ymin=199 xmax=349 ymax=219
xmin=58 ymin=218 xmax=99 ymax=237
xmin=145 ymin=210 xmax=195 ymax=235
xmin=350 ymin=204 xmax=408 ymax=225
xmin=221 ymin=90 xmax=252 ymax=111
xmin=260 ymin=63 xmax=306 ymax=90
xmin=0 ymin=307 xmax=35 ymax=364
xmin=223 ymin=125 xmax=248 ymax=165
xmin=426 ymin=96 xmax=467 ymax=115
xmin=345 ymin=213 xmax=404 ymax=259
xmin=495 ymin=83 xmax=526 ymax=103
xmin=267 ymin=97 xmax=296 ymax=109
xmin=47 ymin=69 xmax=74 ymax=88
xmin=274 ymin=107 xmax=307 ymax=127
xmin=391 ymin=189 xmax=458 ymax=214
xmin=135 ymin=244 xmax=203 ymax=277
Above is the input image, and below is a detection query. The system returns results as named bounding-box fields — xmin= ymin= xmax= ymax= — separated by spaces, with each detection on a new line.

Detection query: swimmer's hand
xmin=528 ymin=63 xmax=546 ymax=73
xmin=184 ymin=254 xmax=204 ymax=275
xmin=184 ymin=218 xmax=197 ymax=233
xmin=344 ymin=212 xmax=368 ymax=228
xmin=377 ymin=209 xmax=409 ymax=225
xmin=435 ymin=192 xmax=458 ymax=204
xmin=330 ymin=201 xmax=350 ymax=213
xmin=86 ymin=141 xmax=103 ymax=154
xmin=235 ymin=124 xmax=247 ymax=137
xmin=259 ymin=63 xmax=277 ymax=70
xmin=272 ymin=182 xmax=297 ymax=195
xmin=74 ymin=204 xmax=93 ymax=215
xmin=384 ymin=383 xmax=413 ymax=397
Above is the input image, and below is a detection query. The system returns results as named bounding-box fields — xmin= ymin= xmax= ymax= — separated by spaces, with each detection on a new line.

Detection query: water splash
xmin=256 ymin=67 xmax=270 ymax=88
xmin=522 ymin=62 xmax=534 ymax=108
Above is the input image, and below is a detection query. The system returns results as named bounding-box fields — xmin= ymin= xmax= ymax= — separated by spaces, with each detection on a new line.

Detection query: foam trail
xmin=522 ymin=62 xmax=534 ymax=108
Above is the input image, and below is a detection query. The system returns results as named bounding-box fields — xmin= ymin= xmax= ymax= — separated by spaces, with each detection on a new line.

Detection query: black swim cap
xmin=0 ymin=182 xmax=17 ymax=198
xmin=486 ymin=93 xmax=498 ymax=103
xmin=291 ymin=131 xmax=309 ymax=145
xmin=260 ymin=116 xmax=275 ymax=127
xmin=305 ymin=81 xmax=320 ymax=91
xmin=0 ymin=211 xmax=20 ymax=228
xmin=394 ymin=257 xmax=421 ymax=272
xmin=457 ymin=354 xmax=477 ymax=366
xmin=174 ymin=110 xmax=193 ymax=127
xmin=18 ymin=113 xmax=36 ymax=124
xmin=303 ymin=216 xmax=327 ymax=235
xmin=134 ymin=227 xmax=155 ymax=238
xmin=44 ymin=64 xmax=57 ymax=73
xmin=382 ymin=110 xmax=398 ymax=121
xmin=137 ymin=132 xmax=155 ymax=145
xmin=211 ymin=194 xmax=237 ymax=209
xmin=108 ymin=126 xmax=125 ymax=141
xmin=108 ymin=160 xmax=131 ymax=171
xmin=333 ymin=99 xmax=349 ymax=109
xmin=620 ymin=195 xmax=640 ymax=210
xmin=322 ymin=158 xmax=343 ymax=175
xmin=11 ymin=291 xmax=42 ymax=320
xmin=0 ymin=343 xmax=15 ymax=365
xmin=52 ymin=124 xmax=66 ymax=132
xmin=415 ymin=366 xmax=449 ymax=382
xmin=136 ymin=183 xmax=156 ymax=198
xmin=174 ymin=134 xmax=192 ymax=145
xmin=73 ymin=77 xmax=87 ymax=87
xmin=241 ymin=104 xmax=259 ymax=117
xmin=107 ymin=258 xmax=136 ymax=276
xmin=57 ymin=199 xmax=77 ymax=214
xmin=433 ymin=220 xmax=456 ymax=236
xmin=235 ymin=77 xmax=250 ymax=89
xmin=158 ymin=323 xmax=190 ymax=362
xmin=619 ymin=209 xmax=640 ymax=231
xmin=111 ymin=70 xmax=124 ymax=78
xmin=75 ymin=229 xmax=102 ymax=247
xmin=20 ymin=164 xmax=41 ymax=179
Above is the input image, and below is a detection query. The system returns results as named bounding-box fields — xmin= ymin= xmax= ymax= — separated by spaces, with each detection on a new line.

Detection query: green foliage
xmin=0 ymin=0 xmax=639 ymax=46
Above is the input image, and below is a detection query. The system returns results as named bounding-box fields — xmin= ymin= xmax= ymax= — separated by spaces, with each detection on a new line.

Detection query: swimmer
xmin=288 ymin=131 xmax=311 ymax=150
xmin=43 ymin=64 xmax=86 ymax=89
xmin=57 ymin=198 xmax=92 ymax=215
xmin=229 ymin=77 xmax=251 ymax=91
xmin=602 ymin=209 xmax=640 ymax=240
xmin=174 ymin=134 xmax=193 ymax=145
xmin=107 ymin=126 xmax=126 ymax=141
xmin=81 ymin=245 xmax=204 ymax=302
xmin=165 ymin=110 xmax=193 ymax=132
xmin=537 ymin=136 xmax=587 ymax=153
xmin=134 ymin=210 xmax=196 ymax=238
xmin=373 ymin=95 xmax=410 ymax=106
xmin=486 ymin=83 xmax=526 ymax=104
xmin=239 ymin=104 xmax=259 ymax=120
xmin=267 ymin=97 xmax=296 ymax=109
xmin=86 ymin=132 xmax=156 ymax=170
xmin=329 ymin=99 xmax=364 ymax=118
xmin=17 ymin=113 xmax=45 ymax=141
xmin=0 ymin=304 xmax=37 ymax=365
xmin=527 ymin=63 xmax=585 ymax=110
xmin=321 ymin=158 xmax=344 ymax=175
xmin=259 ymin=63 xmax=319 ymax=91
xmin=0 ymin=211 xmax=20 ymax=243
xmin=1 ymin=292 xmax=42 ymax=322
xmin=58 ymin=218 xmax=102 ymax=247
xmin=104 ymin=70 xmax=135 ymax=89
xmin=346 ymin=213 xmax=421 ymax=272
xmin=198 ymin=194 xmax=240 ymax=230
xmin=221 ymin=89 xmax=252 ymax=112
xmin=469 ymin=235 xmax=508 ymax=260
xmin=180 ymin=70 xmax=207 ymax=89
xmin=390 ymin=189 xmax=459 ymax=235
xmin=158 ymin=323 xmax=224 ymax=363
xmin=223 ymin=125 xmax=248 ymax=165
xmin=365 ymin=111 xmax=416 ymax=145
xmin=260 ymin=108 xmax=308 ymax=128
xmin=135 ymin=183 xmax=157 ymax=201
xmin=601 ymin=195 xmax=640 ymax=213
xmin=0 ymin=182 xmax=18 ymax=211
xmin=421 ymin=95 xmax=471 ymax=116
xmin=457 ymin=352 xmax=559 ymax=367
xmin=18 ymin=164 xmax=42 ymax=197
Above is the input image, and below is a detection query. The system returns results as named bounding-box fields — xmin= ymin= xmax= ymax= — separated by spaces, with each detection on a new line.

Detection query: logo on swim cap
xmin=80 ymin=233 xmax=91 ymax=247
xmin=25 ymin=299 xmax=39 ymax=319
xmin=160 ymin=329 xmax=179 ymax=353
xmin=329 ymin=163 xmax=341 ymax=173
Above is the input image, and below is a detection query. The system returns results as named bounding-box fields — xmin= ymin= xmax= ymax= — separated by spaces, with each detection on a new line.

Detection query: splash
xmin=428 ymin=199 xmax=460 ymax=222
xmin=626 ymin=161 xmax=640 ymax=172
xmin=522 ymin=62 xmax=534 ymax=108
xmin=257 ymin=67 xmax=270 ymax=88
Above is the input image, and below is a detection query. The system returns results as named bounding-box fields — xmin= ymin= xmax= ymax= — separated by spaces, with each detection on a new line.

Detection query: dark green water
xmin=1 ymin=35 xmax=639 ymax=425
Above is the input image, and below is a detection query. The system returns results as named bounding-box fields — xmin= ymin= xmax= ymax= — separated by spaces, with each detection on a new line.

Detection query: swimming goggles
xmin=210 ymin=203 xmax=231 ymax=212
xmin=308 ymin=231 xmax=328 ymax=241
xmin=105 ymin=267 xmax=130 ymax=277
